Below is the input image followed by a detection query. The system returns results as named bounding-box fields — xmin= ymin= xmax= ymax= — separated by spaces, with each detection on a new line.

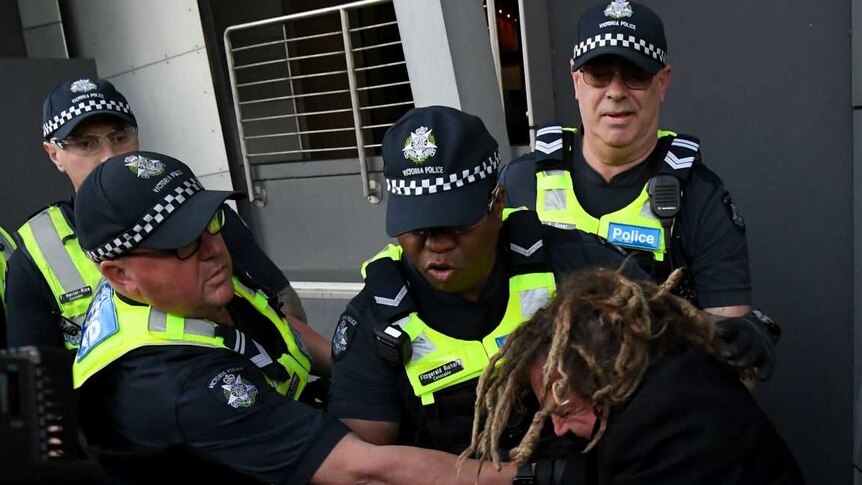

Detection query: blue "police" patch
xmin=607 ymin=223 xmax=661 ymax=251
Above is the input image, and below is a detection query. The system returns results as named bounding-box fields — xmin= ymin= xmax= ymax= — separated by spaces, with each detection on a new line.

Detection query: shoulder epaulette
xmin=658 ymin=133 xmax=701 ymax=184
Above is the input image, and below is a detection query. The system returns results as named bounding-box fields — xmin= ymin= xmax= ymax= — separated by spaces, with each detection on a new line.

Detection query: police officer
xmin=72 ymin=151 xmax=516 ymax=484
xmin=329 ymin=106 xmax=645 ymax=465
xmin=5 ymin=78 xmax=314 ymax=357
xmin=0 ymin=225 xmax=16 ymax=348
xmin=499 ymin=1 xmax=779 ymax=375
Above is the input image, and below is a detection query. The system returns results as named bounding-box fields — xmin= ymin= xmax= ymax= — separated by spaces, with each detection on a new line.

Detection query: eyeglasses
xmin=125 ymin=209 xmax=225 ymax=261
xmin=578 ymin=62 xmax=655 ymax=90
xmin=51 ymin=125 xmax=138 ymax=156
xmin=403 ymin=185 xmax=501 ymax=240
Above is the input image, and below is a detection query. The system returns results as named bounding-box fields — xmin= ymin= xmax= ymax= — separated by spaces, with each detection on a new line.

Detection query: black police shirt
xmin=499 ymin=133 xmax=751 ymax=309
xmin=5 ymin=199 xmax=289 ymax=349
xmin=328 ymin=226 xmax=647 ymax=449
xmin=77 ymin=294 xmax=347 ymax=484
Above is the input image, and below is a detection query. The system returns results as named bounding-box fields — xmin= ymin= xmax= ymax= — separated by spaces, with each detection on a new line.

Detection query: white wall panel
xmin=61 ymin=0 xmax=230 ymax=189
xmin=63 ymin=0 xmax=205 ymax=76
xmin=197 ymin=172 xmax=234 ymax=193
xmin=109 ymin=49 xmax=229 ymax=181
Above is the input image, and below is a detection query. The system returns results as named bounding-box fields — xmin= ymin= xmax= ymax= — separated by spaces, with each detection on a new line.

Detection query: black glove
xmin=298 ymin=376 xmax=330 ymax=409
xmin=514 ymin=454 xmax=586 ymax=485
xmin=714 ymin=310 xmax=780 ymax=380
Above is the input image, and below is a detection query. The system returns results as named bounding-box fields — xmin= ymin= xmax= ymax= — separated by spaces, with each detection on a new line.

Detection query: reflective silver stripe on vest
xmin=519 ymin=287 xmax=551 ymax=319
xmin=0 ymin=230 xmax=14 ymax=261
xmin=147 ymin=309 xmax=216 ymax=338
xmin=147 ymin=308 xmax=276 ymax=370
xmin=540 ymin=170 xmax=570 ymax=212
xmin=28 ymin=211 xmax=88 ymax=292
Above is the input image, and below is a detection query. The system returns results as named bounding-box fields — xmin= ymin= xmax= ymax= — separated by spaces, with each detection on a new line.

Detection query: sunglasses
xmin=577 ymin=61 xmax=655 ymax=90
xmin=123 ymin=209 xmax=225 ymax=261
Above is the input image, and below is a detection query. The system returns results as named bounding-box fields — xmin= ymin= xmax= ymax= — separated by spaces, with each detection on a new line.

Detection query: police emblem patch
xmin=70 ymin=79 xmax=98 ymax=93
xmin=221 ymin=372 xmax=259 ymax=408
xmin=207 ymin=366 xmax=262 ymax=410
xmin=722 ymin=193 xmax=746 ymax=234
xmin=604 ymin=0 xmax=633 ymax=19
xmin=402 ymin=126 xmax=437 ymax=164
xmin=332 ymin=314 xmax=358 ymax=359
xmin=124 ymin=154 xmax=166 ymax=179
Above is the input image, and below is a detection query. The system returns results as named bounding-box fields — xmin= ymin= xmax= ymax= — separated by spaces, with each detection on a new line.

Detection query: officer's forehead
xmin=583 ymin=55 xmax=641 ymax=68
xmin=69 ymin=115 xmax=129 ymax=136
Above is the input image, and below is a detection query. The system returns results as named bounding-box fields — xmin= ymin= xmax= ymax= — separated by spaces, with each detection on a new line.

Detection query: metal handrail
xmin=224 ymin=0 xmax=399 ymax=205
xmin=243 ymin=107 xmax=353 ymax=123
xmin=291 ymin=281 xmax=363 ymax=300
xmin=245 ymin=126 xmax=355 ymax=140
xmin=349 ymin=20 xmax=397 ymax=33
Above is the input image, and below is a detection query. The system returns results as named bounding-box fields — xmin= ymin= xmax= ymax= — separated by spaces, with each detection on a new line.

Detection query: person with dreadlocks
xmin=464 ymin=267 xmax=804 ymax=484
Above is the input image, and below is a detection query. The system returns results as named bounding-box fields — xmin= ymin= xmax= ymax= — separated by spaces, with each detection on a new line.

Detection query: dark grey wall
xmin=0 ymin=59 xmax=97 ymax=230
xmin=0 ymin=0 xmax=26 ymax=57
xmin=546 ymin=1 xmax=852 ymax=483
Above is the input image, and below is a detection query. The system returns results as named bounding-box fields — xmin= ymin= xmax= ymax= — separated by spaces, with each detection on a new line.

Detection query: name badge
xmin=59 ymin=286 xmax=93 ymax=304
xmin=418 ymin=359 xmax=464 ymax=386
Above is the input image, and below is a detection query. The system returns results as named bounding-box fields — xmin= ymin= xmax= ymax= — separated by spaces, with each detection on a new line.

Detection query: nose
xmin=605 ymin=72 xmax=629 ymax=100
xmin=551 ymin=415 xmax=571 ymax=437
xmin=99 ymin=141 xmax=123 ymax=162
xmin=423 ymin=230 xmax=458 ymax=252
xmin=198 ymin=231 xmax=226 ymax=259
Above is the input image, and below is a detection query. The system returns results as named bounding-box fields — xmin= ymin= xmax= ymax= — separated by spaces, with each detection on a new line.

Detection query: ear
xmin=44 ymin=141 xmax=65 ymax=173
xmin=493 ymin=185 xmax=506 ymax=216
xmin=570 ymin=60 xmax=581 ymax=100
xmin=656 ymin=65 xmax=672 ymax=102
xmin=99 ymin=259 xmax=139 ymax=296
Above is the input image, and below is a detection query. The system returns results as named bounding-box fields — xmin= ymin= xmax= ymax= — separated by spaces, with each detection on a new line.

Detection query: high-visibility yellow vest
xmin=361 ymin=211 xmax=556 ymax=406
xmin=16 ymin=205 xmax=102 ymax=348
xmin=73 ymin=277 xmax=311 ymax=400
xmin=0 ymin=225 xmax=17 ymax=308
xmin=534 ymin=128 xmax=700 ymax=262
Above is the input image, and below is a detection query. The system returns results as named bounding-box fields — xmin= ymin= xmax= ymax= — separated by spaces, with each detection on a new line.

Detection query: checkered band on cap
xmin=574 ymin=33 xmax=667 ymax=65
xmin=43 ymin=99 xmax=134 ymax=138
xmin=386 ymin=152 xmax=500 ymax=196
xmin=85 ymin=179 xmax=203 ymax=263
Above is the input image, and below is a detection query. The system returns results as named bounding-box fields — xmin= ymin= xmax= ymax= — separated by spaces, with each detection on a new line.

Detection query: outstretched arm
xmin=311 ymin=433 xmax=515 ymax=485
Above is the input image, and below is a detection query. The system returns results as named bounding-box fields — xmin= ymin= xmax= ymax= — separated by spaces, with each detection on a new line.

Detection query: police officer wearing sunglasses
xmin=5 ymin=78 xmax=313 ymax=362
xmin=499 ymin=1 xmax=781 ymax=381
xmin=328 ymin=106 xmax=649 ymax=483
xmin=71 ymin=151 xmax=520 ymax=484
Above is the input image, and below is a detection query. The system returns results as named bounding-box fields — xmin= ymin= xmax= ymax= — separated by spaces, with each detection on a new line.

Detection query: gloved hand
xmin=514 ymin=454 xmax=586 ymax=484
xmin=298 ymin=376 xmax=330 ymax=409
xmin=714 ymin=310 xmax=780 ymax=380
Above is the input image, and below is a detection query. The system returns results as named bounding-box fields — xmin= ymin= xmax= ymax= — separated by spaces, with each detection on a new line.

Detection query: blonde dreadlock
xmin=458 ymin=267 xmax=755 ymax=473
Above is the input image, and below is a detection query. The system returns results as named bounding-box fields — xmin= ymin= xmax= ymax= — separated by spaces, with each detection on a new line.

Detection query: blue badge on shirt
xmin=607 ymin=223 xmax=661 ymax=251
xmin=76 ymin=282 xmax=119 ymax=362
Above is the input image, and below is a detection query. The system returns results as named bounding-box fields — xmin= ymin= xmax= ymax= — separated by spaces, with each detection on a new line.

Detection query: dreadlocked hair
xmin=458 ymin=267 xmax=755 ymax=474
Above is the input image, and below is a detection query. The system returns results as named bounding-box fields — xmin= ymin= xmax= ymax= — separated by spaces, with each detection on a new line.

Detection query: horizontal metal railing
xmin=291 ymin=281 xmax=363 ymax=300
xmin=224 ymin=0 xmax=413 ymax=206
